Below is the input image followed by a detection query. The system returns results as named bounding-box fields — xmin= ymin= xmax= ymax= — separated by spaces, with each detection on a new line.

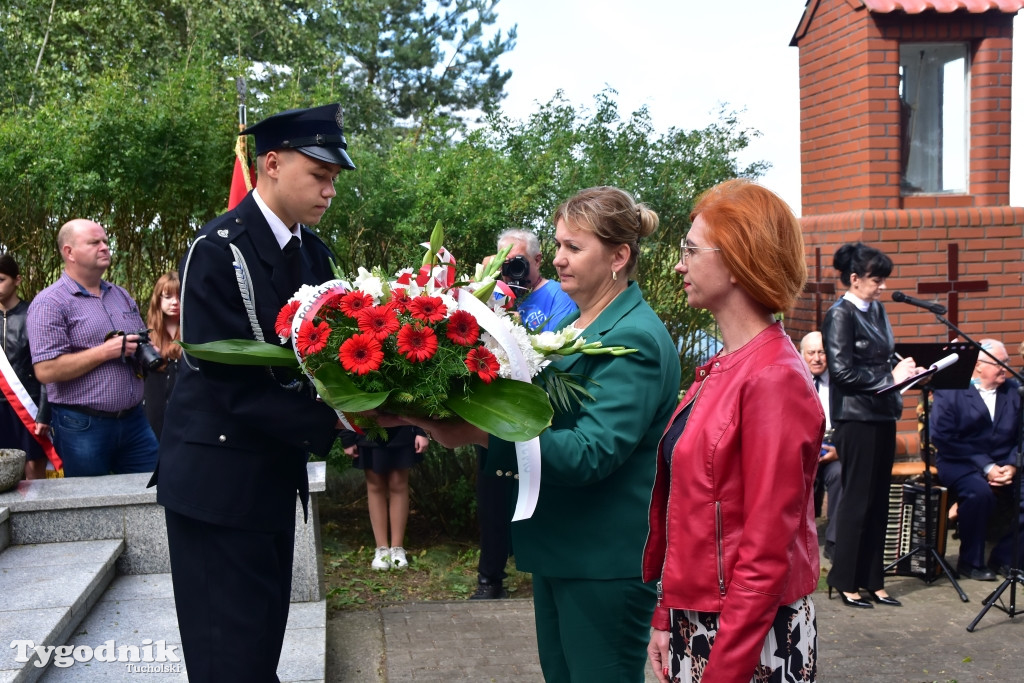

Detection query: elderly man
xmin=472 ymin=229 xmax=578 ymax=600
xmin=496 ymin=228 xmax=577 ymax=332
xmin=152 ymin=104 xmax=353 ymax=682
xmin=801 ymin=330 xmax=842 ymax=561
xmin=931 ymin=339 xmax=1023 ymax=581
xmin=27 ymin=219 xmax=158 ymax=476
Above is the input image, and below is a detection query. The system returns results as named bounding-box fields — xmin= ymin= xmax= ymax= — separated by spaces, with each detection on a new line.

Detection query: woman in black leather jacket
xmin=823 ymin=242 xmax=922 ymax=608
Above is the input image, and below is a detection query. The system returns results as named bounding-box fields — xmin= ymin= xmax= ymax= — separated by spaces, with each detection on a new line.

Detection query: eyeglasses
xmin=679 ymin=243 xmax=721 ymax=263
xmin=978 ymin=358 xmax=1009 ymax=368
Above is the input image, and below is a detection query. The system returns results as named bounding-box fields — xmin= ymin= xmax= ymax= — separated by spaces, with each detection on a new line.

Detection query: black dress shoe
xmin=957 ymin=563 xmax=997 ymax=581
xmin=871 ymin=592 xmax=902 ymax=607
xmin=829 ymin=586 xmax=873 ymax=608
xmin=469 ymin=581 xmax=507 ymax=600
xmin=988 ymin=561 xmax=1012 ymax=578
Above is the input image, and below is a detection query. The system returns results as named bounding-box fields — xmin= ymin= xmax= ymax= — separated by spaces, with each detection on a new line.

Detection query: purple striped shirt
xmin=27 ymin=272 xmax=145 ymax=412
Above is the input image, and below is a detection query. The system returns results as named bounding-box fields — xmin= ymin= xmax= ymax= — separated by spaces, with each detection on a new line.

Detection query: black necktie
xmin=283 ymin=236 xmax=303 ymax=294
xmin=814 ymin=375 xmax=822 ymax=392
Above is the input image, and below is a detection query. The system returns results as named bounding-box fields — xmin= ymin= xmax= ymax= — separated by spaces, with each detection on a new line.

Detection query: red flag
xmin=228 ymin=135 xmax=255 ymax=210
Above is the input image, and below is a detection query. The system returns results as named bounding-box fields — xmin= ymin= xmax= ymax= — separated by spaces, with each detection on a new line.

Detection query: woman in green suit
xmin=408 ymin=186 xmax=680 ymax=682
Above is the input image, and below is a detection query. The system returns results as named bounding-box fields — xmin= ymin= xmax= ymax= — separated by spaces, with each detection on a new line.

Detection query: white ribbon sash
xmin=457 ymin=289 xmax=541 ymax=521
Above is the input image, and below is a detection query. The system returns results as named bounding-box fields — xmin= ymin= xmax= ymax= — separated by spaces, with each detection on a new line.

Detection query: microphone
xmin=891 ymin=291 xmax=947 ymax=315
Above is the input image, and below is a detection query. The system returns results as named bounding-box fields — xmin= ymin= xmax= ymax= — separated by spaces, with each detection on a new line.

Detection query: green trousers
xmin=531 ymin=573 xmax=656 ymax=683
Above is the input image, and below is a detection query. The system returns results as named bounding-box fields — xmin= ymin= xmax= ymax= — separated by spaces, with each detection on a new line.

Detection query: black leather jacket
xmin=822 ymin=297 xmax=901 ymax=422
xmin=1 ymin=299 xmax=49 ymax=422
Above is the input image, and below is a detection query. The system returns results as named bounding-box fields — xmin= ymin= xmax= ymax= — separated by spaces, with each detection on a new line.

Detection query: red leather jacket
xmin=642 ymin=323 xmax=823 ymax=683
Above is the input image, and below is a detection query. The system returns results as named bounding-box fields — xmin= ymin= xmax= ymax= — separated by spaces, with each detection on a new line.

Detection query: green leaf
xmin=444 ymin=377 xmax=552 ymax=442
xmin=178 ymin=339 xmax=298 ymax=367
xmin=311 ymin=363 xmax=392 ymax=412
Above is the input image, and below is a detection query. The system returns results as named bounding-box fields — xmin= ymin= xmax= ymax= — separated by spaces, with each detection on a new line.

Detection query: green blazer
xmin=488 ymin=281 xmax=680 ymax=579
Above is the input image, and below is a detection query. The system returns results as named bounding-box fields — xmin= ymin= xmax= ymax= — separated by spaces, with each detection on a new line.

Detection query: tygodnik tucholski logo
xmin=10 ymin=638 xmax=182 ymax=671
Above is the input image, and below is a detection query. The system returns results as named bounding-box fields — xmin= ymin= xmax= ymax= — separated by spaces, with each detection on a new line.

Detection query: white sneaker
xmin=371 ymin=546 xmax=391 ymax=571
xmin=390 ymin=546 xmax=408 ymax=569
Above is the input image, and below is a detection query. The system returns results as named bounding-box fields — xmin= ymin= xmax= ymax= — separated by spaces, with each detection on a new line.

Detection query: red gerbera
xmin=296 ymin=320 xmax=332 ymax=357
xmin=338 ymin=291 xmax=375 ymax=318
xmin=338 ymin=334 xmax=384 ymax=375
xmin=396 ymin=324 xmax=439 ymax=362
xmin=408 ymin=295 xmax=447 ymax=323
xmin=389 ymin=287 xmax=412 ymax=313
xmin=357 ymin=305 xmax=400 ymax=341
xmin=275 ymin=300 xmax=301 ymax=340
xmin=465 ymin=346 xmax=500 ymax=384
xmin=445 ymin=310 xmax=480 ymax=346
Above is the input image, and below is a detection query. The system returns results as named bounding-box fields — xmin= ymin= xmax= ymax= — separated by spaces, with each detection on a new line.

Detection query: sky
xmin=488 ymin=0 xmax=1023 ymax=216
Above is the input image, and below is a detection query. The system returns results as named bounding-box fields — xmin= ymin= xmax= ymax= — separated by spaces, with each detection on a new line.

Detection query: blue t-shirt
xmin=517 ymin=280 xmax=577 ymax=332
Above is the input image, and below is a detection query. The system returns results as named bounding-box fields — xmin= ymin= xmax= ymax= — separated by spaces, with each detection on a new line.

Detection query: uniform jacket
xmin=931 ymin=379 xmax=1021 ymax=484
xmin=822 ymin=297 xmax=901 ymax=422
xmin=152 ymin=193 xmax=339 ymax=532
xmin=487 ymin=282 xmax=680 ymax=579
xmin=1 ymin=300 xmax=49 ymax=422
xmin=642 ymin=323 xmax=823 ymax=683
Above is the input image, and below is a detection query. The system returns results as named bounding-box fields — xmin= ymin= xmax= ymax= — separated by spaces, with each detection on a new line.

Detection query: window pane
xmin=900 ymin=43 xmax=968 ymax=194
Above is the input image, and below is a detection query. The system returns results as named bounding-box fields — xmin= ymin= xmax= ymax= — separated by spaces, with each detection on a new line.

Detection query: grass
xmin=318 ymin=464 xmax=533 ymax=612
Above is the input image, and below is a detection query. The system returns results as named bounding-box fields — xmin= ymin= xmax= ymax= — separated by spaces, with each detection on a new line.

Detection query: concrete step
xmin=0 ymin=538 xmax=124 ymax=683
xmin=36 ymin=574 xmax=326 ymax=683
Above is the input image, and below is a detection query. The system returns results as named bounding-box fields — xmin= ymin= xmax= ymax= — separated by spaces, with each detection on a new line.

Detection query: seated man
xmin=931 ymin=338 xmax=1023 ymax=580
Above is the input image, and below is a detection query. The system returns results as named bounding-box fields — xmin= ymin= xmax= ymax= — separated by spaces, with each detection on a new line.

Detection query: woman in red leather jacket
xmin=644 ymin=180 xmax=825 ymax=683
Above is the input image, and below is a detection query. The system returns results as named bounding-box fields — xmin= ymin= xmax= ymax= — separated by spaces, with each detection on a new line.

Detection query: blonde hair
xmin=691 ymin=179 xmax=806 ymax=313
xmin=553 ymin=186 xmax=658 ymax=277
xmin=146 ymin=271 xmax=182 ymax=361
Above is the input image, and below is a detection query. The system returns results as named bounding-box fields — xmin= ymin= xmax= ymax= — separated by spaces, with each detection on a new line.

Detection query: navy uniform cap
xmin=240 ymin=103 xmax=355 ymax=170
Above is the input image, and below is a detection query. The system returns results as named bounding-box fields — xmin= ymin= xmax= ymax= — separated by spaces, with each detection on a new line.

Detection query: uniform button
xmin=699 ymin=370 xmax=706 ymax=377
xmin=218 ymin=435 xmax=226 ymax=443
xmin=495 ymin=469 xmax=503 ymax=476
xmin=235 ymin=218 xmax=242 ymax=224
xmin=714 ymin=362 xmax=720 ymax=367
xmin=302 ymin=440 xmax=311 ymax=446
xmin=513 ymin=474 xmax=519 ymax=480
xmin=506 ymin=471 xmax=513 ymax=477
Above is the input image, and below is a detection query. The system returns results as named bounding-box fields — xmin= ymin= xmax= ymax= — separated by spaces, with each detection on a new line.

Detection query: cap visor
xmin=297 ymin=146 xmax=356 ymax=170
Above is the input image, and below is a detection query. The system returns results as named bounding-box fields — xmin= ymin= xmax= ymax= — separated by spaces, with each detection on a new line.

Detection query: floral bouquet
xmin=180 ymin=223 xmax=633 ymax=518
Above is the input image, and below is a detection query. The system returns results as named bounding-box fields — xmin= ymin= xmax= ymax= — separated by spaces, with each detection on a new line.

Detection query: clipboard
xmin=894 ymin=342 xmax=978 ymax=390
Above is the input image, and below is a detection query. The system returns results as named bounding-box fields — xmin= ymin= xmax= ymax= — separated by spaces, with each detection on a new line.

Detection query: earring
xmin=611 ymin=270 xmax=618 ymax=281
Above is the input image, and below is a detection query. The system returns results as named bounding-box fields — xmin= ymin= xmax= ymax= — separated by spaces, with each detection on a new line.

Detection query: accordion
xmin=883 ymin=482 xmax=949 ymax=578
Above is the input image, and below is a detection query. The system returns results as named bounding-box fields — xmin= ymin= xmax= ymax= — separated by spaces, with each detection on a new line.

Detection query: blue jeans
xmin=51 ymin=405 xmax=159 ymax=477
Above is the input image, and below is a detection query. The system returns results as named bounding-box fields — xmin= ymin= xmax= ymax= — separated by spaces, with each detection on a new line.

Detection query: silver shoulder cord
xmin=179 ymin=237 xmax=267 ymax=374
xmin=179 ymin=235 xmax=206 ymax=373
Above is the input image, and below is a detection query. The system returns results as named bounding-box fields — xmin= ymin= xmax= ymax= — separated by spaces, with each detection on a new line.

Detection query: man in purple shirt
xmin=27 ymin=218 xmax=159 ymax=476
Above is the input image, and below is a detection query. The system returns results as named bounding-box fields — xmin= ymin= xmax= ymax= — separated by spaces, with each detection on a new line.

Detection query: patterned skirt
xmin=667 ymin=595 xmax=816 ymax=682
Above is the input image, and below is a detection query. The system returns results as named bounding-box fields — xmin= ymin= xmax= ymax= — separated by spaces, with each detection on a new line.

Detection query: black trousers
xmin=475 ymin=446 xmax=511 ymax=583
xmin=827 ymin=420 xmax=896 ymax=593
xmin=165 ymin=509 xmax=295 ymax=683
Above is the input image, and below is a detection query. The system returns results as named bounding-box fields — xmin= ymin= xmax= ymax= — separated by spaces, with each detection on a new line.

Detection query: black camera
xmin=501 ymin=255 xmax=532 ymax=293
xmin=133 ymin=330 xmax=164 ymax=371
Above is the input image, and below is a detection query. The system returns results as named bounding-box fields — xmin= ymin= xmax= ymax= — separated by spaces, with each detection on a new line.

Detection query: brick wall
xmin=794 ymin=1 xmax=1015 ymax=215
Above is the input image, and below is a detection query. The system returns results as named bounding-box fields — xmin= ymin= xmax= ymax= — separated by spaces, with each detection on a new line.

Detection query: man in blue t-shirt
xmin=472 ymin=229 xmax=578 ymax=600
xmin=497 ymin=229 xmax=577 ymax=332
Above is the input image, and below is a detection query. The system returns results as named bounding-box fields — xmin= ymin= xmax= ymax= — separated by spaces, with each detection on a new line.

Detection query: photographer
xmin=27 ymin=219 xmax=159 ymax=476
xmin=497 ymin=228 xmax=577 ymax=332
xmin=472 ymin=229 xmax=577 ymax=600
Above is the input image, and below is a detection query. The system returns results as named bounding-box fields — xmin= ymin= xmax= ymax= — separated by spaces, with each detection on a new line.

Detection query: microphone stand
xmin=882 ymin=359 xmax=968 ymax=602
xmin=926 ymin=320 xmax=1024 ymax=631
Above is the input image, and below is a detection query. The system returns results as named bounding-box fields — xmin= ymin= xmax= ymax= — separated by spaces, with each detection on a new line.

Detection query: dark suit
xmin=931 ymin=380 xmax=1023 ymax=570
xmin=151 ymin=192 xmax=339 ymax=682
